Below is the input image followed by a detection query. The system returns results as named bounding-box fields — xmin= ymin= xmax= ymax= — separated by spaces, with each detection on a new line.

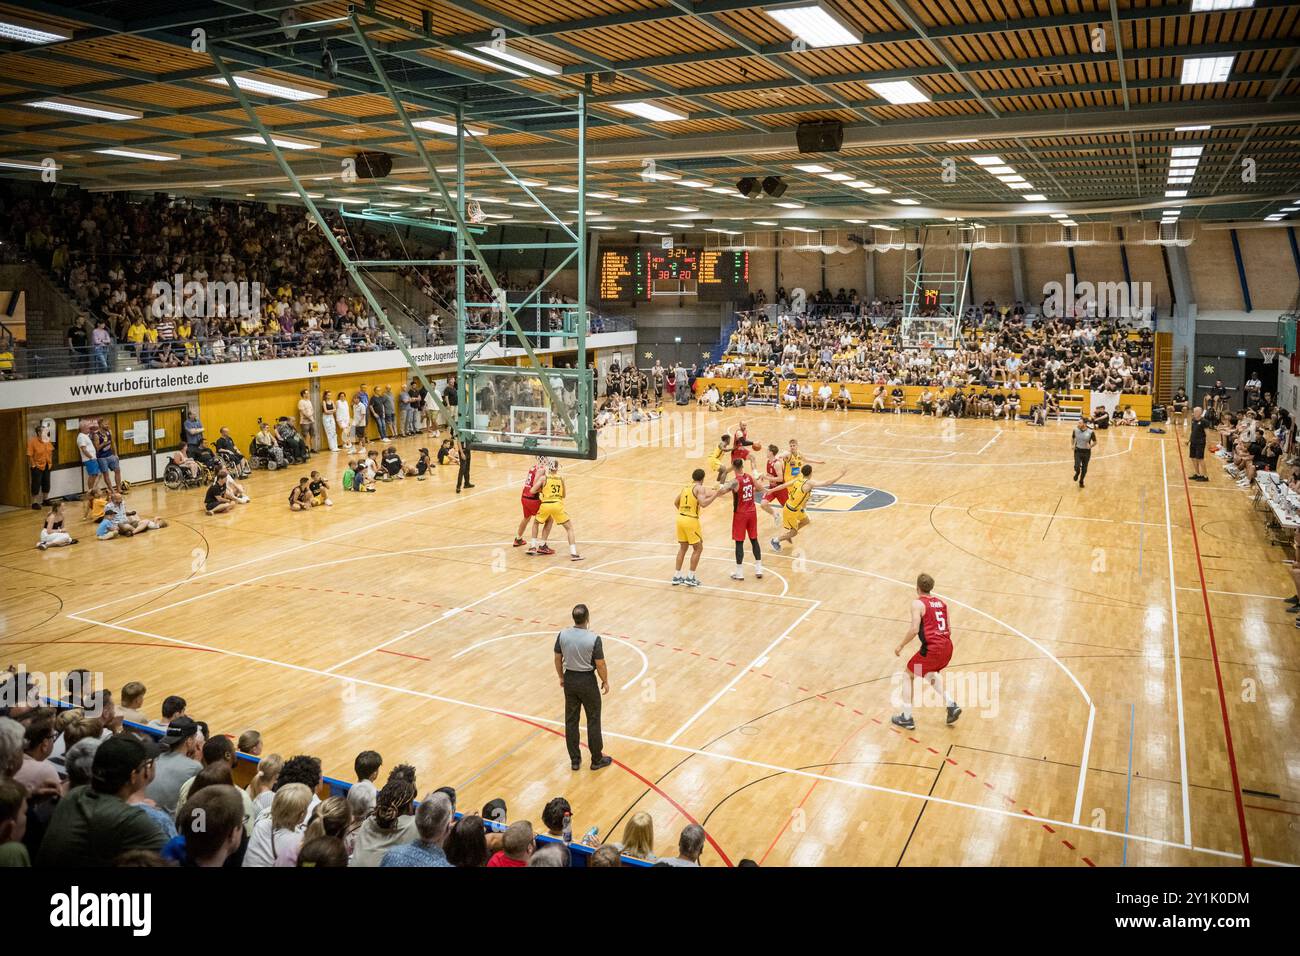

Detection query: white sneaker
xmin=730 ymin=571 xmax=744 ymax=581
xmin=672 ymin=574 xmax=683 ymax=586
xmin=685 ymin=576 xmax=700 ymax=587
xmin=325 ymin=498 xmax=333 ymax=506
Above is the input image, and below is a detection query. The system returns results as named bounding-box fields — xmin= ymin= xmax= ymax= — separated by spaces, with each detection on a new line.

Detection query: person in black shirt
xmin=455 ymin=437 xmax=474 ymax=493
xmin=205 ymin=476 xmax=236 ymax=516
xmin=66 ymin=314 xmax=90 ymax=374
xmin=1187 ymin=407 xmax=1209 ymax=481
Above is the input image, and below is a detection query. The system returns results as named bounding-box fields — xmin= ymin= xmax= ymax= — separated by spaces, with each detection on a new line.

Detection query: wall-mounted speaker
xmin=353 ymin=151 xmax=393 ymax=179
xmin=761 ymin=175 xmax=787 ymax=198
xmin=737 ymin=176 xmax=760 ymax=198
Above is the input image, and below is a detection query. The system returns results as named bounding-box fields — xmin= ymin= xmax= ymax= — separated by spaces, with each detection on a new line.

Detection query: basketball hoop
xmin=1261 ymin=346 xmax=1283 ymax=365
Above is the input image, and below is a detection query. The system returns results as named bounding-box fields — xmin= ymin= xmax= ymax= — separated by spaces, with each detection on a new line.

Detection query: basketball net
xmin=1261 ymin=347 xmax=1281 ymax=365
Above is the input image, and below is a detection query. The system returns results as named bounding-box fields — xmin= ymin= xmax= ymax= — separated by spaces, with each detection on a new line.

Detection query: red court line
xmin=1171 ymin=427 xmax=1253 ymax=866
xmin=1245 ymin=804 xmax=1299 ymax=817
xmin=501 ymin=713 xmax=733 ymax=867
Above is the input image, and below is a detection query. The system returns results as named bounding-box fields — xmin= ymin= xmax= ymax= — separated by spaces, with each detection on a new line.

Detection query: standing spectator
xmin=321 ymin=390 xmax=339 ymax=452
xmin=91 ymin=318 xmax=112 ymax=373
xmin=455 ymin=436 xmax=474 ymax=493
xmin=76 ymin=420 xmax=104 ymax=500
xmin=379 ymin=385 xmax=396 ymax=442
xmin=297 ymin=388 xmax=316 ymax=452
xmin=554 ymin=603 xmax=612 ymax=771
xmin=441 ymin=376 xmax=458 ymax=431
xmin=93 ymin=419 xmax=122 ymax=494
xmin=353 ymin=385 xmax=370 ymax=447
xmin=1188 ymin=406 xmax=1209 ymax=481
xmin=334 ymin=391 xmax=352 ymax=453
xmin=26 ymin=423 xmax=52 ymax=510
xmin=36 ymin=735 xmax=167 ymax=866
xmin=659 ymin=824 xmax=706 ymax=867
xmin=381 ymin=791 xmax=454 ymax=867
xmin=66 ymin=313 xmax=90 ymax=373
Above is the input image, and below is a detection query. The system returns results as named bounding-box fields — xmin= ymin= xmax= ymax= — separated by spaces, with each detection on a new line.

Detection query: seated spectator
xmin=145 ymin=716 xmax=204 ymax=814
xmin=487 ymin=820 xmax=535 ymax=867
xmin=350 ymin=765 xmax=417 ymax=867
xmin=308 ymin=470 xmax=333 ymax=506
xmin=36 ymin=735 xmax=167 ymax=866
xmin=37 ymin=501 xmax=77 ymax=551
xmin=0 ymin=778 xmax=29 ymax=867
xmin=355 ymin=750 xmax=382 ymax=786
xmin=14 ymin=716 xmax=63 ymax=798
xmin=147 ymin=695 xmax=187 ymax=730
xmin=444 ymin=813 xmax=489 ymax=868
xmin=275 ymin=417 xmax=309 ymax=462
xmin=381 ymin=791 xmax=454 ymax=867
xmin=205 ymin=472 xmax=238 ymax=515
xmin=297 ymin=835 xmax=349 ymax=867
xmin=213 ymin=426 xmax=248 ymax=471
xmin=118 ymin=681 xmax=147 ymax=724
xmin=380 ymin=446 xmax=414 ymax=480
xmin=96 ymin=491 xmax=168 ymax=540
xmin=588 ymin=844 xmax=622 ymax=868
xmin=253 ymin=422 xmax=286 ymax=466
xmin=237 ymin=730 xmax=262 ymax=756
xmin=289 ymin=477 xmax=315 ymax=511
xmin=246 ymin=753 xmax=283 ymax=814
xmin=659 ymin=823 xmax=706 ymax=867
xmin=415 ymin=448 xmax=433 ymax=480
xmin=172 ymin=785 xmax=245 ymax=867
xmin=541 ymin=796 xmax=572 ymax=841
xmin=243 ymin=781 xmax=312 ymax=868
xmin=175 ymin=736 xmax=257 ymax=834
xmin=614 ymin=810 xmax=657 ymax=862
xmin=275 ymin=795 xmax=351 ymax=867
xmin=529 ymin=843 xmax=570 ymax=867
xmin=436 ymin=439 xmax=458 ymax=466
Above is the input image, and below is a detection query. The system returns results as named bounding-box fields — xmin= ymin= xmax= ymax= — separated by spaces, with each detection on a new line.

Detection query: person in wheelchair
xmin=214 ymin=427 xmax=250 ymax=476
xmin=253 ymin=422 xmax=286 ymax=468
xmin=274 ymin=417 xmax=310 ymax=463
xmin=164 ymin=450 xmax=208 ymax=490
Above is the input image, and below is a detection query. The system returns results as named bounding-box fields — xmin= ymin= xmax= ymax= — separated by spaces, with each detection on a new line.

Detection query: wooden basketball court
xmin=3 ymin=407 xmax=1295 ymax=866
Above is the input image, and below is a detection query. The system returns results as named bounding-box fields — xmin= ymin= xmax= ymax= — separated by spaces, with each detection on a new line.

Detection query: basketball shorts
xmin=521 ymin=495 xmax=541 ymax=519
xmin=907 ymin=641 xmax=953 ymax=677
xmin=769 ymin=488 xmax=789 ymax=507
xmin=1189 ymin=442 xmax=1205 ymax=461
xmin=676 ymin=515 xmax=703 ymax=545
xmin=538 ymin=501 xmax=569 ymax=525
xmin=731 ymin=510 xmax=757 ymax=541
xmin=781 ymin=507 xmax=807 ymax=532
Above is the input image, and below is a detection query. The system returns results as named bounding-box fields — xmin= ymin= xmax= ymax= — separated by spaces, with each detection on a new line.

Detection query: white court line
xmin=589 ymin=553 xmax=793 ymax=598
xmin=894 ymin=501 xmax=1169 ymax=528
xmin=61 ymin=606 xmax=1291 ymax=866
xmin=1161 ymin=442 xmax=1194 ymax=847
xmin=977 ymin=428 xmax=1003 ymax=455
xmin=668 ymin=599 xmax=820 ymax=744
xmin=568 ymin=563 xmax=816 ymax=605
xmin=451 ymin=629 xmax=648 ymax=692
xmin=829 ymin=436 xmax=1134 ymax=468
xmin=322 ymin=566 xmax=556 ymax=674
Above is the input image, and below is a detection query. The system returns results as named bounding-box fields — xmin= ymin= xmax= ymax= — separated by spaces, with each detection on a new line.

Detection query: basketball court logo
xmin=802 ymin=483 xmax=896 ymax=513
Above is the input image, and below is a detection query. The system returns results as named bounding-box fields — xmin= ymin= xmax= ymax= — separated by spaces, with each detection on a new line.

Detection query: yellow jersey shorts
xmin=538 ymin=501 xmax=569 ymax=525
xmin=782 ymin=506 xmax=809 ymax=531
xmin=675 ymin=515 xmax=703 ymax=544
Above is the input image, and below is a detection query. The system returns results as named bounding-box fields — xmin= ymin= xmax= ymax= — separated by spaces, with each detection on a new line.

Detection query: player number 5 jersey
xmin=918 ymin=595 xmax=951 ymax=651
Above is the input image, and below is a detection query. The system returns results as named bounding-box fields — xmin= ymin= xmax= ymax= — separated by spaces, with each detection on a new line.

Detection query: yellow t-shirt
xmin=126 ymin=322 xmax=146 ymax=344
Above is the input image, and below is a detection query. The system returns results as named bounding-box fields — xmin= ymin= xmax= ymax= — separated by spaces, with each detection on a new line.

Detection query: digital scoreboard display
xmin=597 ymin=246 xmax=749 ymax=301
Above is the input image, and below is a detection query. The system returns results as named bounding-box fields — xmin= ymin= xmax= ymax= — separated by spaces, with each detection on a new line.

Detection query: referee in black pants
xmin=1071 ymin=420 xmax=1096 ymax=488
xmin=553 ymin=604 xmax=612 ymax=771
xmin=454 ymin=437 xmax=474 ymax=493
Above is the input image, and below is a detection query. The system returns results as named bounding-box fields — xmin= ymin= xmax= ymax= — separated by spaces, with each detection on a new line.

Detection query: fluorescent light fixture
xmin=997 ymin=175 xmax=1027 ymax=184
xmin=864 ymin=186 xmax=890 ymax=195
xmin=450 ymin=48 xmax=530 ymax=78
xmin=276 ymin=191 xmax=324 ymax=199
xmin=1007 ymin=182 xmax=1034 ymax=190
xmin=1265 ymin=214 xmax=1284 ymax=221
xmin=1167 ymin=176 xmax=1194 ymax=184
xmin=1190 ymin=0 xmax=1253 ymax=11
xmin=0 ymin=158 xmax=58 ymax=171
xmin=1165 ymin=190 xmax=1188 ymax=197
xmin=846 ymin=180 xmax=873 ymax=188
xmin=371 ymin=202 xmax=405 ymax=208
xmin=385 ymin=185 xmax=429 ymax=194
xmin=1171 ymin=146 xmax=1204 ymax=158
xmin=94 ymin=147 xmax=179 ymax=162
xmin=774 ymin=201 xmax=805 ymax=208
xmin=507 ymin=177 xmax=546 ymax=187
xmin=678 ymin=179 xmax=712 ymax=188
xmin=1049 ymin=213 xmax=1068 ymax=219
xmin=946 ymin=138 xmax=979 ymax=144
xmin=544 ymin=185 xmax=580 ymax=194
xmin=1175 ymin=124 xmax=1212 ymax=131
xmin=231 ymin=133 xmax=319 ymax=150
xmin=1024 ymin=194 xmax=1047 ymax=201
xmin=466 ymin=43 xmax=561 ymax=76
xmin=705 ymin=228 xmax=742 ymax=235
xmin=641 ymin=170 xmax=683 ymax=182
xmin=586 ymin=191 xmax=618 ymax=199
xmin=870 ymin=224 xmax=898 ymax=231
xmin=1061 ymin=220 xmax=1078 ymax=227
xmin=0 ymin=15 xmax=72 ymax=44
xmin=508 ymin=201 xmax=538 ymax=208
xmin=207 ymin=75 xmax=324 ymax=101
xmin=633 ymin=219 xmax=654 ymax=223
xmin=666 ymin=222 xmax=693 ymax=228
xmin=794 ymin=163 xmax=831 ymax=173
xmin=1282 ymin=206 xmax=1300 ymax=212
xmin=327 ymin=197 xmax=368 ymax=204
xmin=753 ymin=220 xmax=778 ymax=226
xmin=1181 ymin=55 xmax=1233 ymax=85
xmin=25 ymin=97 xmax=142 ymax=121
xmin=471 ymin=195 xmax=507 ymax=204
xmin=482 ymin=212 xmax=513 ymax=219
xmin=970 ymin=155 xmax=1005 ymax=166
xmin=765 ymin=2 xmax=858 ymax=49
xmin=413 ymin=118 xmax=486 ymax=137
xmin=666 ymin=205 xmax=700 ymax=212
xmin=590 ymin=225 xmax=616 ymax=230
xmin=894 ymin=198 xmax=921 ymax=205
xmin=985 ymin=166 xmax=1017 ymax=176
xmin=869 ymin=80 xmax=931 ymax=105
xmin=612 ymin=101 xmax=688 ymax=122
xmin=822 ymin=172 xmax=854 ymax=181
xmin=706 ymin=186 xmax=735 ymax=194
xmin=785 ymin=226 xmax=819 ymax=233
xmin=844 ymin=218 xmax=867 ymax=224
xmin=1169 ymin=157 xmax=1200 ymax=168
xmin=613 ymin=196 xmax=648 ymax=204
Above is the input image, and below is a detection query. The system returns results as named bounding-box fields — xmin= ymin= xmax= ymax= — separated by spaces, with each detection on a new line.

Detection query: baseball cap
xmin=161 ymin=715 xmax=200 ymax=749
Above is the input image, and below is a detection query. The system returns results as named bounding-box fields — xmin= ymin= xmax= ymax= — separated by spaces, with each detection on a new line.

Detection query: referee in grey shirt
xmin=1071 ymin=420 xmax=1096 ymax=488
xmin=554 ymin=604 xmax=612 ymax=771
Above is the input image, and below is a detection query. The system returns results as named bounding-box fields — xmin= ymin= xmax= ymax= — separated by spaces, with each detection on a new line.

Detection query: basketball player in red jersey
xmin=731 ymin=419 xmax=755 ymax=470
xmin=513 ymin=456 xmax=547 ymax=547
xmin=891 ymin=573 xmax=961 ymax=729
xmin=761 ymin=444 xmax=788 ymax=525
xmin=718 ymin=458 xmax=763 ymax=581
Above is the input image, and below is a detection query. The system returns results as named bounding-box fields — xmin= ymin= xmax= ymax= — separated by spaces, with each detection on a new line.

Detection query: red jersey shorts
xmin=521 ymin=495 xmax=541 ymax=519
xmin=731 ymin=510 xmax=758 ymax=541
xmin=907 ymin=640 xmax=952 ymax=677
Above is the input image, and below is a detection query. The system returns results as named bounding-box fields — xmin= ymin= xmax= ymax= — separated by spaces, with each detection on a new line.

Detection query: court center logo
xmin=801 ymin=482 xmax=896 ymax=513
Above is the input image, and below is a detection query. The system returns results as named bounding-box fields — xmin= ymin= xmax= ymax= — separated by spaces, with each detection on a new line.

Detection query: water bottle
xmin=562 ymin=813 xmax=572 ymax=843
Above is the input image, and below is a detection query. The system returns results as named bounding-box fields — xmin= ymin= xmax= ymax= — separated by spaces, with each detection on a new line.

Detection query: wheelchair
xmin=215 ymin=445 xmax=252 ymax=479
xmin=163 ymin=458 xmax=213 ymax=491
xmin=249 ymin=436 xmax=282 ymax=471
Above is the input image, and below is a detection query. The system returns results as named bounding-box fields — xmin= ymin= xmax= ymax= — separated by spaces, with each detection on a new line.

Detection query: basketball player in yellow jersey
xmin=767 ymin=463 xmax=844 ymax=552
xmin=531 ymin=459 xmax=583 ymax=561
xmin=673 ymin=468 xmax=720 ymax=587
xmin=785 ymin=438 xmax=823 ymax=481
xmin=707 ymin=434 xmax=733 ymax=483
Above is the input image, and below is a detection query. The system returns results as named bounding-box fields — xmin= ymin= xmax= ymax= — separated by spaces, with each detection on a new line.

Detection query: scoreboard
xmin=597 ymin=246 xmax=749 ymax=302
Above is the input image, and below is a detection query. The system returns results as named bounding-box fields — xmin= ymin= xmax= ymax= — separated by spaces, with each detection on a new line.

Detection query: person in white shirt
xmin=334 ymin=392 xmax=352 ymax=452
xmin=817 ymin=383 xmax=833 ymax=410
xmin=297 ymin=389 xmax=316 ymax=452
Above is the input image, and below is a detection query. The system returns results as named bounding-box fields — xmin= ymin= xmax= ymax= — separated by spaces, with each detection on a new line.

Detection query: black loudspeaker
xmin=796 ymin=120 xmax=844 ymax=153
xmin=353 ymin=151 xmax=393 ymax=179
xmin=762 ymin=175 xmax=787 ymax=198
xmin=737 ymin=177 xmax=760 ymax=198
xmin=1151 ymin=405 xmax=1167 ymax=422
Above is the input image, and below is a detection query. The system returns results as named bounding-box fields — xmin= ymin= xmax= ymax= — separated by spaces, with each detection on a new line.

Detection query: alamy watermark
xmin=1041 ymin=274 xmax=1152 ymax=320
xmin=150 ymin=275 xmax=262 ymax=319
